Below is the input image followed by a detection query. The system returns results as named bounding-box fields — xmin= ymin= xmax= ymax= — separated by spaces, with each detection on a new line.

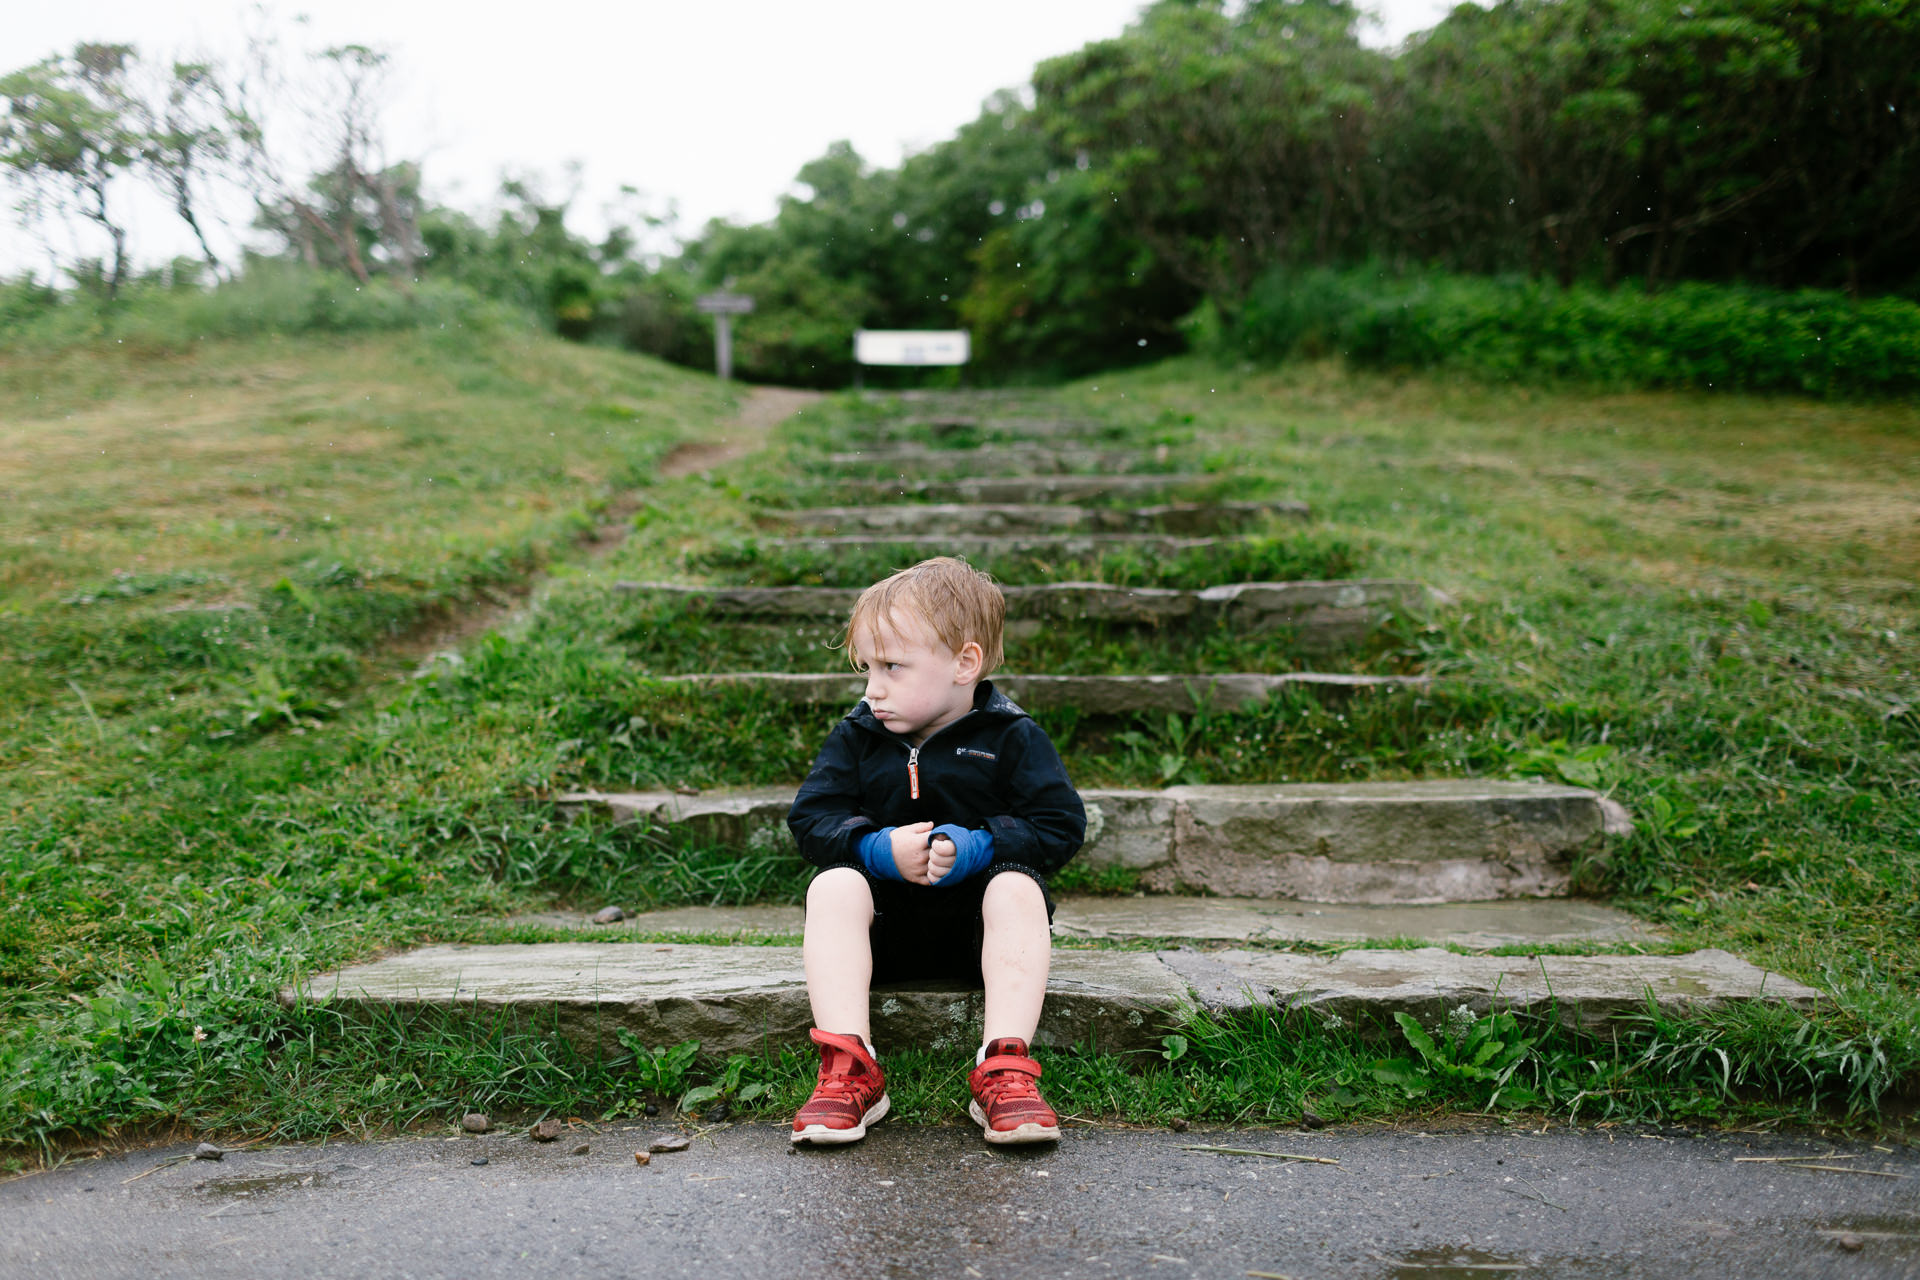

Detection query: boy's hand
xmin=890 ymin=822 xmax=936 ymax=885
xmin=927 ymin=833 xmax=957 ymax=884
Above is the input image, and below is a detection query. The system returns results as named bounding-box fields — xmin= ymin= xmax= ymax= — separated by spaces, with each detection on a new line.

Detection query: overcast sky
xmin=2 ymin=1 xmax=1460 ymax=276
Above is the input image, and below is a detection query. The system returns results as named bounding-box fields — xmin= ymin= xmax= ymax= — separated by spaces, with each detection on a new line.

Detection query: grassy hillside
xmin=2 ymin=338 xmax=1915 ymax=1158
xmin=0 ymin=328 xmax=737 ymax=1154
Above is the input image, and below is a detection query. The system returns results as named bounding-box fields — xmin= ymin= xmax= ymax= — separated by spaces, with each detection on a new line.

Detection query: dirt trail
xmin=395 ymin=385 xmax=819 ymax=665
xmin=660 ymin=385 xmax=820 ymax=477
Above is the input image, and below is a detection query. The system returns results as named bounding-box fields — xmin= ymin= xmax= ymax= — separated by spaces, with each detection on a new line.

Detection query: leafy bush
xmin=0 ymin=261 xmax=524 ymax=353
xmin=1210 ymin=265 xmax=1920 ymax=398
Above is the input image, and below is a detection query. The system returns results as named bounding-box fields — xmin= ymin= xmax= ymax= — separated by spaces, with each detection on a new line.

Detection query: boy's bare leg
xmin=980 ymin=872 xmax=1051 ymax=1044
xmin=803 ymin=867 xmax=877 ymax=1044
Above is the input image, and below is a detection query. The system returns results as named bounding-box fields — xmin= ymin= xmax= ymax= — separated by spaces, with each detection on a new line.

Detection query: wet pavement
xmin=4 ymin=1123 xmax=1915 ymax=1278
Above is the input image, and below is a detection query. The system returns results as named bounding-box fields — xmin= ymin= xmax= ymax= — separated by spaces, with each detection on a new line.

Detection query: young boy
xmin=786 ymin=556 xmax=1086 ymax=1146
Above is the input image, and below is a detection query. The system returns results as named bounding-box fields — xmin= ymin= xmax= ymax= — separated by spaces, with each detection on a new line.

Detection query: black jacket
xmin=787 ymin=680 xmax=1086 ymax=884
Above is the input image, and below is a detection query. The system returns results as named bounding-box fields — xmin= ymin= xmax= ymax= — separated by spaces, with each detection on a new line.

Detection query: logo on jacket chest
xmin=953 ymin=747 xmax=997 ymax=762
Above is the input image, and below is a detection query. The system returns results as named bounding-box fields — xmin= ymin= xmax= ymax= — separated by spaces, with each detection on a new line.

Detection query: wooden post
xmin=696 ymin=292 xmax=755 ymax=381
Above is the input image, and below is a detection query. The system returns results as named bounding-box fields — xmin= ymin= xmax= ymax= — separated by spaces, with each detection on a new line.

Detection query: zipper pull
xmin=907 ymin=746 xmax=920 ymax=800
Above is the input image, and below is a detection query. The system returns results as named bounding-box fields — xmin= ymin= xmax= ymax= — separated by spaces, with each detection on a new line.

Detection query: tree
xmin=0 ymin=44 xmax=142 ymax=297
xmin=132 ymin=59 xmax=231 ymax=277
xmin=222 ymin=30 xmax=421 ymax=286
xmin=1033 ymin=0 xmax=1392 ymax=301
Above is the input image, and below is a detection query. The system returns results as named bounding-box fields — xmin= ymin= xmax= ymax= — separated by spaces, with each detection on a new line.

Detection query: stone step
xmin=646 ymin=671 xmax=1430 ymax=717
xmin=559 ymin=779 xmax=1626 ymax=905
xmin=827 ymin=474 xmax=1213 ymax=504
xmin=756 ymin=534 xmax=1236 ymax=561
xmin=612 ymin=579 xmax=1440 ymax=650
xmin=292 ymin=943 xmax=1820 ymax=1058
xmin=521 ymin=896 xmax=1667 ymax=951
xmin=814 ymin=446 xmax=1156 ymax=475
xmin=773 ymin=501 xmax=1306 ymax=538
xmin=876 ymin=415 xmax=1106 ymax=438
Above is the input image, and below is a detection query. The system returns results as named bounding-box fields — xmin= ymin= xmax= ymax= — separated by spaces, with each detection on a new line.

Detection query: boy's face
xmin=852 ymin=610 xmax=983 ymax=745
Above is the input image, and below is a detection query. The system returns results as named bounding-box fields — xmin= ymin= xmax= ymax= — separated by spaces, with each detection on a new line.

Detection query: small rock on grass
xmin=462 ymin=1113 xmax=491 ymax=1134
xmin=192 ymin=1143 xmax=224 ymax=1161
xmin=1168 ymin=1118 xmax=1189 ymax=1133
xmin=570 ymin=1143 xmax=591 ymax=1156
xmin=648 ymin=1135 xmax=690 ymax=1154
xmin=644 ymin=1103 xmax=658 ymax=1117
xmin=591 ymin=906 xmax=625 ymax=925
xmin=531 ymin=1119 xmax=563 ymax=1142
xmin=1301 ymin=1110 xmax=1328 ymax=1130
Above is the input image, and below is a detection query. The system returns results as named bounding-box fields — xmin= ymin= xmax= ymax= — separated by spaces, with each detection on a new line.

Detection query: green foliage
xmin=1214 ymin=264 xmax=1920 ymax=397
xmin=0 ymin=260 xmax=522 ymax=350
xmin=1034 ymin=0 xmax=1386 ymax=299
xmin=615 ymin=1033 xmax=700 ymax=1099
xmin=1373 ymin=1008 xmax=1536 ymax=1100
xmin=0 ymin=45 xmax=144 ymax=296
xmin=417 ymin=180 xmax=663 ymax=341
xmin=679 ymin=1053 xmax=769 ymax=1115
xmin=960 ymin=166 xmax=1194 ymax=379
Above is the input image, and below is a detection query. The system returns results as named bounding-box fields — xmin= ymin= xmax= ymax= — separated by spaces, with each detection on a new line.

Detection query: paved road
xmin=6 ymin=1123 xmax=1915 ymax=1279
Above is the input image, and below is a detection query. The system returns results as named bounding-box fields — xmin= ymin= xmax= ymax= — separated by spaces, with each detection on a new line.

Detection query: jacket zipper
xmin=899 ymin=709 xmax=976 ymax=803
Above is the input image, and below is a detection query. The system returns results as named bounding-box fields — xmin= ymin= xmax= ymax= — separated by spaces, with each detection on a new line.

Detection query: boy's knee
xmin=807 ymin=866 xmax=875 ymax=916
xmin=981 ymin=869 xmax=1046 ymax=916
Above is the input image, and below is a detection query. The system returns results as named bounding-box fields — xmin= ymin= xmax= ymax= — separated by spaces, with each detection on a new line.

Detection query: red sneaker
xmin=791 ymin=1029 xmax=889 ymax=1145
xmin=967 ymin=1037 xmax=1061 ymax=1144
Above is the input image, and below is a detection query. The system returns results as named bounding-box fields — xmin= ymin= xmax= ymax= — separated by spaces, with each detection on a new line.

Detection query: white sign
xmin=854 ymin=330 xmax=971 ymax=366
xmin=696 ymin=291 xmax=755 ymax=316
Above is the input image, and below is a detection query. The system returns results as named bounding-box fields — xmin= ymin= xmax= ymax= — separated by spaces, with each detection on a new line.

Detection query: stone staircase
xmin=296 ymin=392 xmax=1821 ymax=1056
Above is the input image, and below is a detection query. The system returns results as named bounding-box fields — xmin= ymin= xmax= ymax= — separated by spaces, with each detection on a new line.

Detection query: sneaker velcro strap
xmin=977 ymin=1054 xmax=1042 ymax=1079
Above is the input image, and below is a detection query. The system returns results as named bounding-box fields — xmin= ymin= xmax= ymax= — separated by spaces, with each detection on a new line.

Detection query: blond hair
xmin=839 ymin=556 xmax=1005 ymax=675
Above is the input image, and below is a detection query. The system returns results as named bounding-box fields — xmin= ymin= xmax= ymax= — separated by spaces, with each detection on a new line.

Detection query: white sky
xmin=2 ymin=1 xmax=1459 ymax=277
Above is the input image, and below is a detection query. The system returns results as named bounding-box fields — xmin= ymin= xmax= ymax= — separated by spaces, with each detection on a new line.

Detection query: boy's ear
xmin=954 ymin=639 xmax=985 ymax=682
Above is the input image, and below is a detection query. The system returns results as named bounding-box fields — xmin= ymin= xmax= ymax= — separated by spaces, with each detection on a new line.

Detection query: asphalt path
xmin=5 ymin=1122 xmax=1916 ymax=1279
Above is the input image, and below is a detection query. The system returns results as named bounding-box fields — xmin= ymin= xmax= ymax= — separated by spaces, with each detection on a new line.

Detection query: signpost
xmin=695 ymin=291 xmax=755 ymax=380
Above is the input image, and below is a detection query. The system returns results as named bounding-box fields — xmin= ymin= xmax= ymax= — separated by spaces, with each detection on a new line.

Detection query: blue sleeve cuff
xmin=858 ymin=827 xmax=905 ymax=881
xmin=931 ymin=824 xmax=994 ymax=886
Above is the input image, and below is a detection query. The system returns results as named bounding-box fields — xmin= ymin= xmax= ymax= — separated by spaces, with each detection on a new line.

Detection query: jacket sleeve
xmin=788 ymin=721 xmax=878 ymax=869
xmin=983 ymin=719 xmax=1085 ymax=879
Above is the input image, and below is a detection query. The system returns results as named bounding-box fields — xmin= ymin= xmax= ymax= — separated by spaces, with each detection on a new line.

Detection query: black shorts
xmin=814 ymin=864 xmax=1055 ymax=987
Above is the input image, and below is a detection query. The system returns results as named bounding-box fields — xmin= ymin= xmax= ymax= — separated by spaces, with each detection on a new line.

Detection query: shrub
xmin=1208 ymin=265 xmax=1920 ymax=398
xmin=0 ymin=261 xmax=528 ymax=353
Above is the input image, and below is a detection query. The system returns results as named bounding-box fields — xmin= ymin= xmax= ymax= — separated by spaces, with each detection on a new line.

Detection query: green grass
xmin=3 ymin=337 xmax=1917 ymax=1159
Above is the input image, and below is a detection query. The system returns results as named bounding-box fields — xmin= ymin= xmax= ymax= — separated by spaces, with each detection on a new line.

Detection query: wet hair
xmin=839 ymin=556 xmax=1005 ymax=676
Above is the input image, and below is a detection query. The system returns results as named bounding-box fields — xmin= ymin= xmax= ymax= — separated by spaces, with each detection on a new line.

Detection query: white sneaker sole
xmin=970 ymin=1100 xmax=1061 ymax=1145
xmin=791 ymin=1092 xmax=890 ymax=1144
